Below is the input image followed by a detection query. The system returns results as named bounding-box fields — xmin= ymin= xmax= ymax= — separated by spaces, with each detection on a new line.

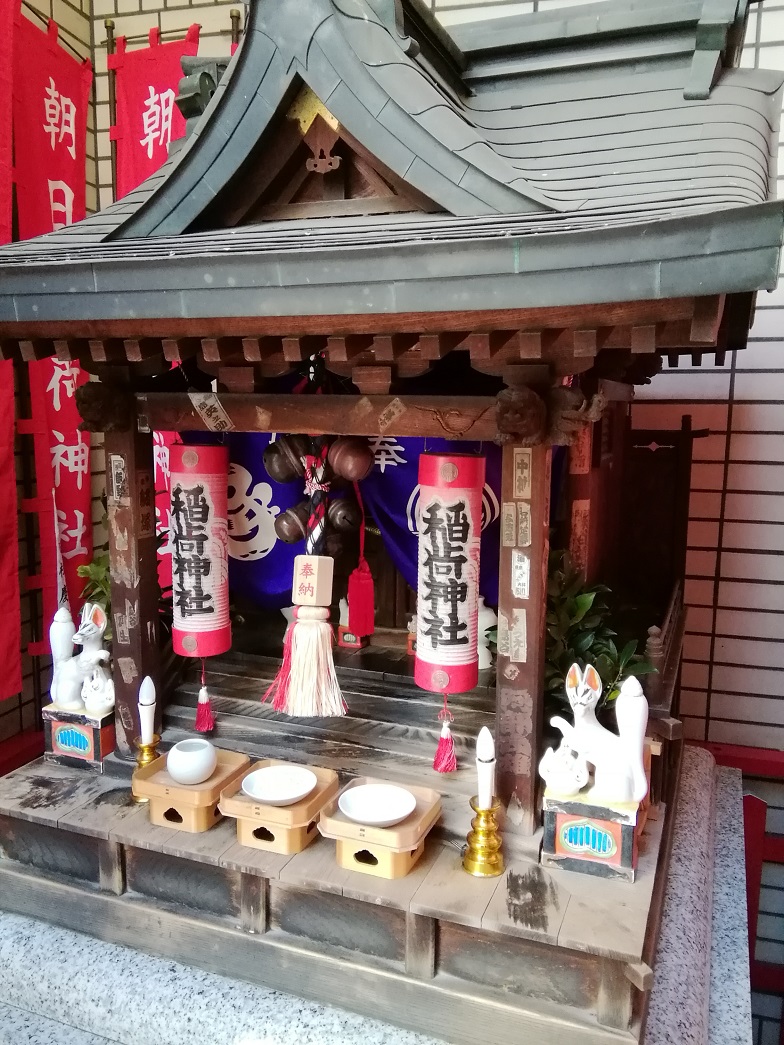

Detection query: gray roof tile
xmin=0 ymin=0 xmax=781 ymax=326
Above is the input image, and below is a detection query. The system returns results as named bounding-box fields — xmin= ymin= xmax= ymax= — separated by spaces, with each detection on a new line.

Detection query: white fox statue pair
xmin=49 ymin=603 xmax=115 ymax=717
xmin=538 ymin=663 xmax=649 ymax=806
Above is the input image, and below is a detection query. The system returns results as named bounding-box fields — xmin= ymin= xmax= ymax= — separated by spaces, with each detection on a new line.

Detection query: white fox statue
xmin=539 ymin=662 xmax=648 ymax=805
xmin=49 ymin=603 xmax=114 ymax=715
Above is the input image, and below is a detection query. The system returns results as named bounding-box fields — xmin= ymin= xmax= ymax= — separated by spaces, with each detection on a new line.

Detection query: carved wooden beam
xmin=0 ymin=296 xmax=700 ymax=341
xmin=630 ymin=325 xmax=657 ymax=355
xmin=418 ymin=332 xmax=468 ymax=359
xmin=282 ymin=335 xmax=328 ymax=362
xmin=372 ymin=333 xmax=418 ymax=362
xmin=162 ymin=337 xmax=201 ymax=363
xmin=326 ymin=334 xmax=374 ymax=363
xmin=76 ymin=384 xmax=133 ymax=433
xmin=690 ymin=294 xmax=725 ymax=343
xmin=351 ymin=366 xmax=392 ymax=395
xmin=134 ymin=392 xmax=498 ymax=440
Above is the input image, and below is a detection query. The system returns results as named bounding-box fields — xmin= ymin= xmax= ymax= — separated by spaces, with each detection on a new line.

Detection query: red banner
xmin=109 ymin=24 xmax=199 ymax=200
xmin=154 ymin=429 xmax=175 ymax=592
xmin=27 ymin=360 xmax=92 ymax=645
xmin=0 ymin=0 xmax=13 ymax=245
xmin=13 ymin=17 xmax=91 ymax=240
xmin=0 ymin=361 xmax=22 ymax=699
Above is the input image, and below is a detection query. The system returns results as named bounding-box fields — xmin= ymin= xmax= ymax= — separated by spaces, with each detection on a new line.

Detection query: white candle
xmin=138 ymin=676 xmax=156 ymax=746
xmin=476 ymin=726 xmax=496 ymax=810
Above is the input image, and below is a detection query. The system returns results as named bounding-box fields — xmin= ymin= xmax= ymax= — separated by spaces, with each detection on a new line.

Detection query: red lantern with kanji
xmin=170 ymin=444 xmax=231 ymax=660
xmin=415 ymin=453 xmax=485 ymax=696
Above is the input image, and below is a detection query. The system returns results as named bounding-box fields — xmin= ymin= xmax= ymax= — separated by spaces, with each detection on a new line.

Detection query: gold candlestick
xmin=463 ymin=796 xmax=504 ymax=877
xmin=132 ymin=734 xmax=161 ymax=804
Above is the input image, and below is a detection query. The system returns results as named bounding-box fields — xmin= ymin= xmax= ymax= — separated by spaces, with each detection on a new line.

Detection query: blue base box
xmin=42 ymin=705 xmax=116 ymax=772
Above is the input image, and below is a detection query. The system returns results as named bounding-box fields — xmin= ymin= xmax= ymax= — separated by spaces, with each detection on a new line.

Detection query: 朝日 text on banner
xmin=13 ymin=17 xmax=92 ymax=240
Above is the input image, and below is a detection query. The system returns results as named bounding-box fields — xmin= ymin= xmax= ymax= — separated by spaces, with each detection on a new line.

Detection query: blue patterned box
xmin=42 ymin=704 xmax=115 ymax=771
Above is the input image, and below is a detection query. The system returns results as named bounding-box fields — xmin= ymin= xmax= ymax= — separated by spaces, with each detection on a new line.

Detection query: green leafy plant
xmin=545 ymin=549 xmax=655 ymax=712
xmin=77 ymin=551 xmax=112 ymax=640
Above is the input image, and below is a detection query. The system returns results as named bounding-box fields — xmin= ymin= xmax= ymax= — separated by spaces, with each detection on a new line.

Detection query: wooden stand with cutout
xmin=319 ymin=777 xmax=442 ymax=879
xmin=131 ymin=749 xmax=249 ymax=833
xmin=219 ymin=759 xmax=339 ymax=855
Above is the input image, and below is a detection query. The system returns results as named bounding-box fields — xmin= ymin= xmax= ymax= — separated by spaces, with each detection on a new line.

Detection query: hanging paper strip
xmin=13 ymin=17 xmax=91 ymax=240
xmin=108 ymin=24 xmax=199 ymax=200
xmin=0 ymin=361 xmax=23 ymax=699
xmin=0 ymin=0 xmax=13 ymax=245
xmin=25 ymin=359 xmax=92 ymax=647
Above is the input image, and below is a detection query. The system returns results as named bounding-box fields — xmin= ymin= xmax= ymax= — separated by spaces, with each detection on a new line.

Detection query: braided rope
xmin=304 ymin=437 xmax=330 ymax=556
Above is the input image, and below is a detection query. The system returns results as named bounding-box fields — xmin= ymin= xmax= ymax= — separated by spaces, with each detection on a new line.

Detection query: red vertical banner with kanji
xmin=12 ymin=17 xmax=91 ymax=240
xmin=153 ymin=430 xmax=175 ymax=593
xmin=0 ymin=0 xmax=14 ymax=245
xmin=26 ymin=360 xmax=92 ymax=645
xmin=0 ymin=362 xmax=23 ymax=698
xmin=108 ymin=24 xmax=199 ymax=200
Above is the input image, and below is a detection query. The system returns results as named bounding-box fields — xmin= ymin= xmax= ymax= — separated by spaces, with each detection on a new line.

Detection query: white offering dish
xmin=338 ymin=784 xmax=417 ymax=828
xmin=166 ymin=739 xmax=218 ymax=786
xmin=241 ymin=765 xmax=318 ymax=806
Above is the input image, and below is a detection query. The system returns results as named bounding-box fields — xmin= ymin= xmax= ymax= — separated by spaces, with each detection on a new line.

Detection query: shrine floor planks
xmin=0 ymin=758 xmax=662 ymax=963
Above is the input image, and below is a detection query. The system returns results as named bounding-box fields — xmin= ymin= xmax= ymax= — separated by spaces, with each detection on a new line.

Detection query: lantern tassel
xmin=195 ymin=660 xmax=215 ymax=732
xmin=265 ymin=606 xmax=345 ymax=717
xmin=434 ymin=695 xmax=457 ymax=773
xmin=195 ymin=686 xmax=215 ymax=732
xmin=348 ymin=481 xmax=375 ymax=637
xmin=433 ymin=719 xmax=457 ymax=774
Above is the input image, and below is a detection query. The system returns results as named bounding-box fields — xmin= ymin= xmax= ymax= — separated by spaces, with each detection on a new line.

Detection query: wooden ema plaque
xmin=132 ymin=749 xmax=250 ymax=833
xmin=319 ymin=777 xmax=442 ymax=880
xmin=219 ymin=759 xmax=340 ymax=855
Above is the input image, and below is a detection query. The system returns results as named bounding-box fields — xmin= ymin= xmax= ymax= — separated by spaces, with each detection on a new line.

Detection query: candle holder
xmin=132 ymin=734 xmax=161 ymax=804
xmin=462 ymin=796 xmax=504 ymax=878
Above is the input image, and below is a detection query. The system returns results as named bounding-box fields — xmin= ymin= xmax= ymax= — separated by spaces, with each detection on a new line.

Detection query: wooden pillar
xmin=495 ymin=441 xmax=551 ymax=836
xmin=105 ymin=424 xmax=161 ymax=757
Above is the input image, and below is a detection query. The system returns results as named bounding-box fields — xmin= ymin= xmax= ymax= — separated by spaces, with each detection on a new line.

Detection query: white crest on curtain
xmin=226 ymin=462 xmax=280 ymax=560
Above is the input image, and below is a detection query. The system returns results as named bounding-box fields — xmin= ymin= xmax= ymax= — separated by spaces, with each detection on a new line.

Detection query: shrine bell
xmin=415 ymin=453 xmax=485 ymax=695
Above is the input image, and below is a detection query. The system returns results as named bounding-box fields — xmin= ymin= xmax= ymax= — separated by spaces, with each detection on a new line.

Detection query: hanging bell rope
xmin=264 ymin=436 xmax=345 ymax=717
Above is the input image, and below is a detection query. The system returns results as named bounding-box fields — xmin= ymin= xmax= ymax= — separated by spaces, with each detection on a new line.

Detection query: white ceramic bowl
xmin=338 ymin=784 xmax=417 ymax=828
xmin=166 ymin=739 xmax=218 ymax=786
xmin=241 ymin=765 xmax=318 ymax=806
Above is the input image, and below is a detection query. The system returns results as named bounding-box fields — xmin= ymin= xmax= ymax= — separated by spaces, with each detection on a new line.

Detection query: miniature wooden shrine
xmin=0 ymin=0 xmax=780 ymax=1041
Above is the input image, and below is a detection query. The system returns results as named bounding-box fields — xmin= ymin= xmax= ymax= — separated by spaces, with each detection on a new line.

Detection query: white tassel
xmin=267 ymin=607 xmax=345 ymax=718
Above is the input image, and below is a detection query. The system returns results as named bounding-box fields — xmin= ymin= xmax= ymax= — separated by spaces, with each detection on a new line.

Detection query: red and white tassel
xmin=433 ymin=696 xmax=457 ymax=773
xmin=195 ymin=660 xmax=215 ymax=732
xmin=264 ymin=604 xmax=345 ymax=717
xmin=433 ymin=719 xmax=457 ymax=773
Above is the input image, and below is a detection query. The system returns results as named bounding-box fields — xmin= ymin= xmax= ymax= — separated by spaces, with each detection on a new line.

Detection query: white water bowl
xmin=338 ymin=784 xmax=417 ymax=828
xmin=166 ymin=739 xmax=218 ymax=786
xmin=242 ymin=765 xmax=318 ymax=806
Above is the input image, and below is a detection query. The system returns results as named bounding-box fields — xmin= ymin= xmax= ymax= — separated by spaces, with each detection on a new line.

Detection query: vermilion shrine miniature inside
xmin=0 ymin=1 xmax=781 ymax=1041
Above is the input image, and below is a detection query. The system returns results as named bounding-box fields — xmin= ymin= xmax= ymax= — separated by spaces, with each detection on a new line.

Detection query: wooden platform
xmin=0 ymin=757 xmax=672 ymax=1045
xmin=164 ymin=651 xmax=498 ymax=844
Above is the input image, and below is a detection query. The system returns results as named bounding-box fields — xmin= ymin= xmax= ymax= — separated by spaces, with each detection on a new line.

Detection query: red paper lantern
xmin=170 ymin=444 xmax=231 ymax=659
xmin=415 ymin=453 xmax=485 ymax=695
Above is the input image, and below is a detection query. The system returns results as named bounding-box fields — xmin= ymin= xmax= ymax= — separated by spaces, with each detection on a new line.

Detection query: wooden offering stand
xmin=219 ymin=760 xmax=339 ymax=855
xmin=319 ymin=778 xmax=442 ymax=880
xmin=132 ymin=749 xmax=249 ymax=833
